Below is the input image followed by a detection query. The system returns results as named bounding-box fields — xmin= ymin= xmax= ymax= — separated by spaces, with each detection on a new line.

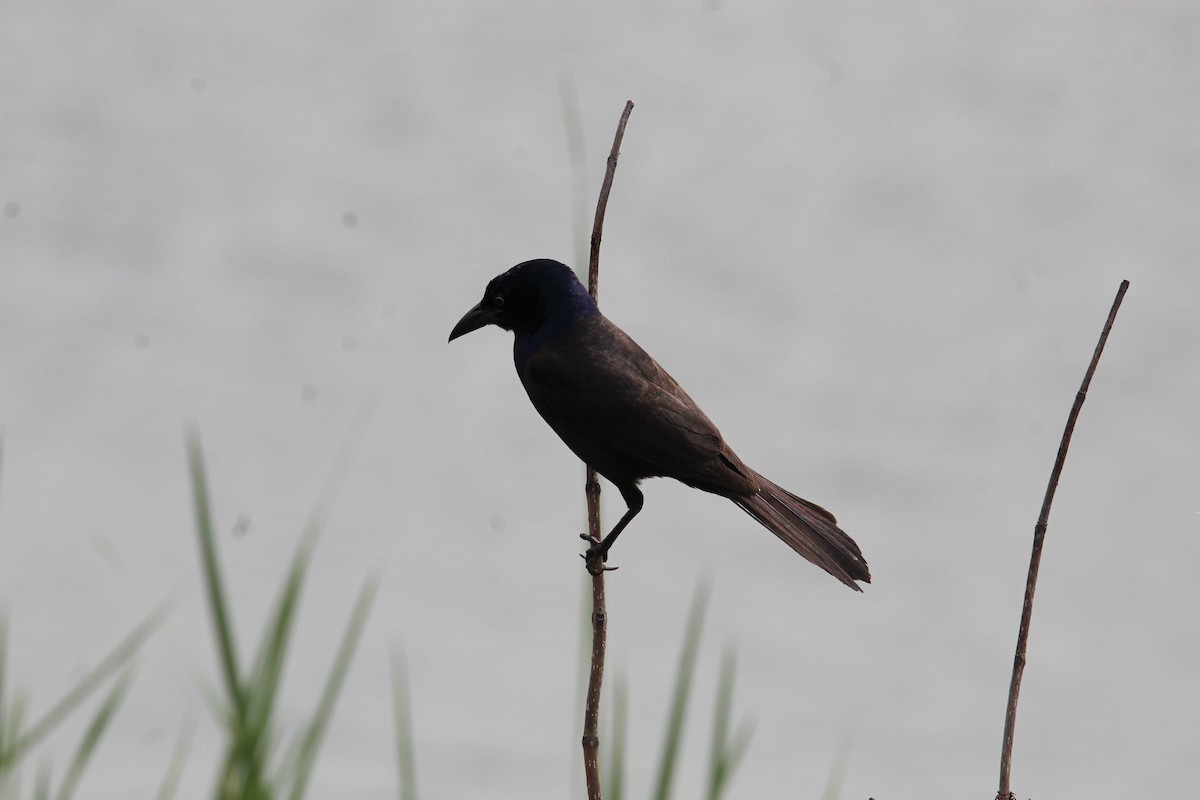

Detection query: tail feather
xmin=733 ymin=472 xmax=871 ymax=591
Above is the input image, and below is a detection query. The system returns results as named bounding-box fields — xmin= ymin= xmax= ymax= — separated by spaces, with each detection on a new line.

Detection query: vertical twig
xmin=996 ymin=280 xmax=1130 ymax=800
xmin=588 ymin=101 xmax=635 ymax=301
xmin=581 ymin=99 xmax=634 ymax=800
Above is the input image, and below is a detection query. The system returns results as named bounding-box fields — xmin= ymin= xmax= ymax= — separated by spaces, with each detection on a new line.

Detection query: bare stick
xmin=996 ymin=280 xmax=1130 ymax=800
xmin=581 ymin=99 xmax=634 ymax=800
xmin=587 ymin=100 xmax=635 ymax=301
xmin=581 ymin=474 xmax=606 ymax=800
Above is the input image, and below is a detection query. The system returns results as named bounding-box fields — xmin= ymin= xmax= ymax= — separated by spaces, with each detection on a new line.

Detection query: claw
xmin=580 ymin=537 xmax=617 ymax=575
xmin=583 ymin=555 xmax=616 ymax=576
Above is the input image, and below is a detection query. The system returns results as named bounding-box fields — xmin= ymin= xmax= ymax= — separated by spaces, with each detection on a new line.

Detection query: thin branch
xmin=581 ymin=509 xmax=606 ymax=800
xmin=587 ymin=101 xmax=635 ymax=301
xmin=582 ymin=99 xmax=634 ymax=800
xmin=996 ymin=280 xmax=1130 ymax=800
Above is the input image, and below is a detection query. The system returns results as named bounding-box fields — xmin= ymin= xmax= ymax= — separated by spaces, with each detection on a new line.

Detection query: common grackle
xmin=449 ymin=259 xmax=870 ymax=590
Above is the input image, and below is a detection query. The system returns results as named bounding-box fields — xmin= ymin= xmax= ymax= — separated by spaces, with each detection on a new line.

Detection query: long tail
xmin=733 ymin=471 xmax=871 ymax=591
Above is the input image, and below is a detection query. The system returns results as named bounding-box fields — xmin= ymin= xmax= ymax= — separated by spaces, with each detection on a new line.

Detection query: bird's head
xmin=449 ymin=259 xmax=597 ymax=341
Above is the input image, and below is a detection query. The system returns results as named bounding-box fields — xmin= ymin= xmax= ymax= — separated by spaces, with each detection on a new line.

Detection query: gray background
xmin=1 ymin=1 xmax=1197 ymax=798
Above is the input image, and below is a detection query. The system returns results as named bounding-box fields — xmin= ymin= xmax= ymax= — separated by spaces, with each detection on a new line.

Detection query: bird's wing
xmin=519 ymin=316 xmax=757 ymax=496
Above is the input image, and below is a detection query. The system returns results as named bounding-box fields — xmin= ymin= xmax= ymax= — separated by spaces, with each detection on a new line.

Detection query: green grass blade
xmin=53 ymin=669 xmax=134 ymax=800
xmin=284 ymin=578 xmax=377 ymax=800
xmin=601 ymin=673 xmax=626 ymax=800
xmin=558 ymin=74 xmax=590 ymax=271
xmin=0 ymin=613 xmax=9 ymax=767
xmin=572 ymin=573 xmax=592 ymax=800
xmin=1 ymin=692 xmax=27 ymax=797
xmin=186 ymin=431 xmax=244 ymax=717
xmin=228 ymin=531 xmax=318 ymax=800
xmin=390 ymin=647 xmax=418 ymax=800
xmin=705 ymin=648 xmax=755 ymax=800
xmin=652 ymin=583 xmax=710 ymax=800
xmin=153 ymin=717 xmax=195 ymax=800
xmin=10 ymin=608 xmax=164 ymax=761
xmin=258 ymin=552 xmax=326 ymax=796
xmin=32 ymin=760 xmax=50 ymax=800
xmin=724 ymin=720 xmax=754 ymax=789
xmin=297 ymin=390 xmax=379 ymax=554
xmin=705 ymin=648 xmax=735 ymax=800
xmin=195 ymin=406 xmax=374 ymax=800
xmin=819 ymin=738 xmax=852 ymax=800
xmin=189 ymin=429 xmax=273 ymax=800
xmin=242 ymin=535 xmax=311 ymax=750
xmin=0 ymin=631 xmax=25 ymax=799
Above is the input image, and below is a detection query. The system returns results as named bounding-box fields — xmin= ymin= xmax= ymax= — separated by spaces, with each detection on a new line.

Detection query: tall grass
xmin=0 ymin=607 xmax=163 ymax=800
xmin=1 ymin=430 xmax=756 ymax=799
xmin=186 ymin=432 xmax=376 ymax=800
xmin=389 ymin=649 xmax=418 ymax=800
xmin=599 ymin=584 xmax=754 ymax=800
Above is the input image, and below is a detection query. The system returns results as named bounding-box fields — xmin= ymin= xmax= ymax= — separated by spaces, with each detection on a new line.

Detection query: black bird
xmin=449 ymin=259 xmax=870 ymax=590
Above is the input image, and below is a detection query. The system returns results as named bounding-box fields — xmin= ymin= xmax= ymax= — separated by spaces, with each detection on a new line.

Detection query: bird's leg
xmin=581 ymin=485 xmax=643 ymax=574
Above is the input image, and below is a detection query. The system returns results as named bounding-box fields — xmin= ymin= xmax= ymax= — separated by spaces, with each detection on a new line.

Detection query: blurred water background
xmin=1 ymin=1 xmax=1197 ymax=798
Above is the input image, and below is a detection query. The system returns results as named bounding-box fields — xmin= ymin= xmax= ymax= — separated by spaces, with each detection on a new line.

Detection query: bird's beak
xmin=448 ymin=301 xmax=499 ymax=342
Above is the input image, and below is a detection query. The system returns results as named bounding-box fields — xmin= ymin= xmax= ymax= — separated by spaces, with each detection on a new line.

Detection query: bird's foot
xmin=579 ymin=533 xmax=617 ymax=576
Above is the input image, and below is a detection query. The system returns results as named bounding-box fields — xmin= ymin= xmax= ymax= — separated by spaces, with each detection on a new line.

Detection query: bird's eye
xmin=493 ymin=295 xmax=505 ymax=307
